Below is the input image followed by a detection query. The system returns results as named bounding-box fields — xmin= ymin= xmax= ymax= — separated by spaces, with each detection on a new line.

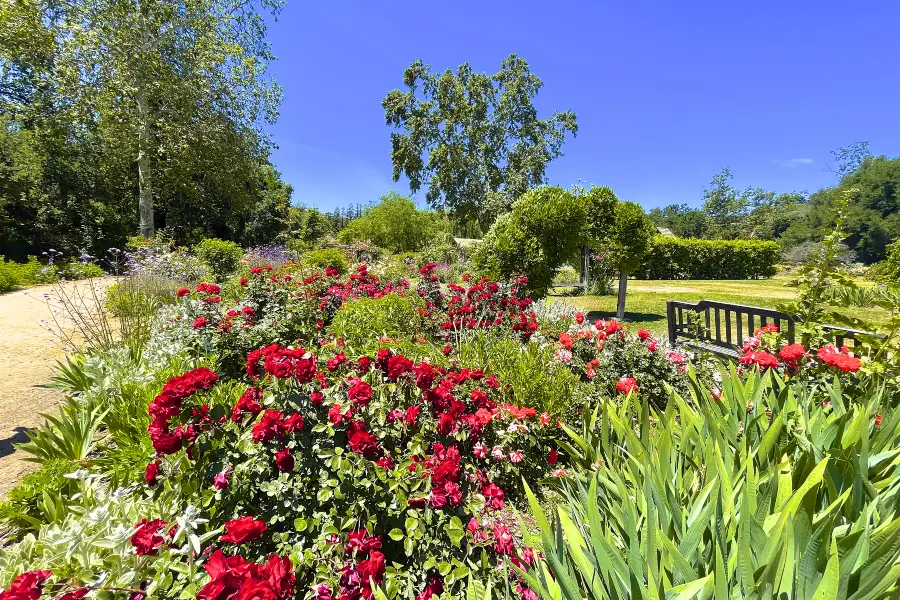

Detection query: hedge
xmin=633 ymin=235 xmax=780 ymax=280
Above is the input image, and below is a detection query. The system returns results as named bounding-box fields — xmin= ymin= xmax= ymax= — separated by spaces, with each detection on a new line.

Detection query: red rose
xmin=232 ymin=387 xmax=264 ymax=422
xmin=779 ymin=343 xmax=805 ymax=364
xmin=615 ymin=377 xmax=638 ymax=395
xmin=145 ymin=460 xmax=160 ymax=486
xmin=275 ymin=448 xmax=294 ymax=471
xmin=347 ymin=379 xmax=372 ymax=406
xmin=548 ymin=449 xmax=558 ymax=465
xmin=356 ymin=551 xmax=386 ymax=587
xmin=193 ymin=316 xmax=209 ymax=329
xmin=234 ymin=581 xmax=278 ymax=600
xmin=240 ymin=277 xmax=248 ymax=286
xmin=176 ymin=287 xmax=191 ymax=298
xmin=575 ymin=312 xmax=584 ymax=324
xmin=131 ymin=518 xmax=168 ymax=556
xmin=404 ymin=405 xmax=420 ymax=427
xmin=221 ymin=516 xmax=267 ymax=544
xmin=252 ymin=410 xmax=285 ymax=444
xmin=817 ymin=346 xmax=861 ymax=372
xmin=60 ymin=589 xmax=89 ymax=600
xmin=347 ymin=422 xmax=379 ymax=456
xmin=152 ymin=431 xmax=182 ymax=456
xmin=385 ymin=355 xmax=413 ymax=380
xmin=493 ymin=523 xmax=515 ymax=555
xmin=283 ymin=412 xmax=304 ymax=432
xmin=310 ymin=391 xmax=324 ymax=406
xmin=357 ymin=357 xmax=372 ymax=371
xmin=0 ymin=570 xmax=53 ymax=600
xmin=263 ymin=554 xmax=295 ymax=600
xmin=482 ymin=482 xmax=505 ymax=510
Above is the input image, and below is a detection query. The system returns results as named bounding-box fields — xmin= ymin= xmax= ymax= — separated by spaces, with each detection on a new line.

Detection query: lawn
xmin=555 ymin=276 xmax=885 ymax=337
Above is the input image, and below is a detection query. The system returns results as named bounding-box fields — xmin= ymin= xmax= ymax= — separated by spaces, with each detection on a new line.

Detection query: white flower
xmin=491 ymin=445 xmax=505 ymax=460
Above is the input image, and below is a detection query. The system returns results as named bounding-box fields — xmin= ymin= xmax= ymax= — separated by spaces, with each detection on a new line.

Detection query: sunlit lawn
xmin=553 ymin=276 xmax=886 ymax=337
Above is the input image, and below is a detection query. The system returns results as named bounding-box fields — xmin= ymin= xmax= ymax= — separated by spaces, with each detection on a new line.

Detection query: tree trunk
xmin=136 ymin=94 xmax=154 ymax=238
xmin=616 ymin=271 xmax=628 ymax=320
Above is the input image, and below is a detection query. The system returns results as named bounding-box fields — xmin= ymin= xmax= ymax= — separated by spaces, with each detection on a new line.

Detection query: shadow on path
xmin=0 ymin=427 xmax=30 ymax=459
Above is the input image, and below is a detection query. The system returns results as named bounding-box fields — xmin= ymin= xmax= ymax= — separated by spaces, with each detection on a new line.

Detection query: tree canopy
xmin=382 ymin=54 xmax=577 ymax=228
xmin=0 ymin=0 xmax=288 ymax=257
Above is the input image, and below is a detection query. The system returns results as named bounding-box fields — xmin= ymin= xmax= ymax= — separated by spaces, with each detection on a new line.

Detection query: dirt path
xmin=0 ymin=284 xmax=74 ymax=494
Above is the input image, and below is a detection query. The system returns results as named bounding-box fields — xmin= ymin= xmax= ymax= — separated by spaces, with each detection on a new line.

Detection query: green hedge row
xmin=633 ymin=235 xmax=780 ymax=280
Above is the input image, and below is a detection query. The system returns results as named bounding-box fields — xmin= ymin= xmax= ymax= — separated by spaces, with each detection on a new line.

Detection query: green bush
xmin=471 ymin=212 xmax=552 ymax=296
xmin=337 ymin=192 xmax=450 ymax=252
xmin=634 ymin=235 xmax=781 ymax=279
xmin=194 ymin=238 xmax=244 ymax=281
xmin=304 ymin=247 xmax=349 ymax=275
xmin=473 ymin=186 xmax=588 ymax=296
xmin=327 ymin=294 xmax=425 ymax=352
xmin=0 ymin=458 xmax=79 ymax=529
xmin=0 ymin=256 xmax=59 ymax=292
xmin=879 ymin=239 xmax=900 ymax=284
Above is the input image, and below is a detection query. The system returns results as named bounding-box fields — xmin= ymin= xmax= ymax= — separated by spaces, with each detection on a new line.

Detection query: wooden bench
xmin=665 ymin=300 xmax=870 ymax=358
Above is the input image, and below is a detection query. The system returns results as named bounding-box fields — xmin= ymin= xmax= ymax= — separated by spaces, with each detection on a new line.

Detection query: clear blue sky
xmin=264 ymin=1 xmax=900 ymax=213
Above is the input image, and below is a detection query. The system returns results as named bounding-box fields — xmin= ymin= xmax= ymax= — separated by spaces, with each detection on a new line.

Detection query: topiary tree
xmin=607 ymin=201 xmax=656 ymax=318
xmin=471 ymin=187 xmax=585 ymax=296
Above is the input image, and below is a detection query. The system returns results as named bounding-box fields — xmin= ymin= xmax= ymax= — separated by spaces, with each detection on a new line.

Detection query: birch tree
xmin=28 ymin=0 xmax=284 ymax=237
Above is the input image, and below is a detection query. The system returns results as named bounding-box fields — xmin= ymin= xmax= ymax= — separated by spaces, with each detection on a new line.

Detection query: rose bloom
xmin=779 ymin=343 xmax=805 ymax=364
xmin=739 ymin=351 xmax=780 ymax=370
xmin=213 ymin=470 xmax=229 ymax=490
xmin=491 ymin=445 xmax=505 ymax=461
xmin=547 ymin=449 xmax=558 ymax=465
xmin=131 ymin=518 xmax=168 ymax=556
xmin=145 ymin=460 xmax=160 ymax=486
xmin=575 ymin=312 xmax=585 ymax=324
xmin=473 ymin=442 xmax=487 ymax=458
xmin=616 ymin=377 xmax=638 ymax=395
xmin=192 ymin=316 xmax=209 ymax=329
xmin=220 ymin=516 xmax=267 ymax=544
xmin=552 ymin=469 xmax=566 ymax=477
xmin=509 ymin=450 xmax=523 ymax=463
xmin=817 ymin=345 xmax=862 ymax=372
xmin=275 ymin=447 xmax=295 ymax=471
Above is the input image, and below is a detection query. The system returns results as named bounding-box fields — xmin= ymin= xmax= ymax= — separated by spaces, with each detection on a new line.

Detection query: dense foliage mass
xmin=634 ymin=235 xmax=781 ymax=280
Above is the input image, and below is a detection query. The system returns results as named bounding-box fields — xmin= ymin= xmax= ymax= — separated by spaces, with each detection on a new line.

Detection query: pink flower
xmin=473 ymin=442 xmax=487 ymax=458
xmin=509 ymin=450 xmax=523 ymax=463
xmin=213 ymin=470 xmax=229 ymax=490
xmin=491 ymin=445 xmax=505 ymax=461
xmin=552 ymin=469 xmax=566 ymax=477
xmin=616 ymin=377 xmax=638 ymax=395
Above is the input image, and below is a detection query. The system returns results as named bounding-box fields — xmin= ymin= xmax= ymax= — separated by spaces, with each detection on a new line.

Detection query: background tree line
xmin=648 ymin=143 xmax=900 ymax=264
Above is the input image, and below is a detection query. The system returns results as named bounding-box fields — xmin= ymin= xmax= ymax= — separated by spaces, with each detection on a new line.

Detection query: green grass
xmin=558 ymin=276 xmax=887 ymax=336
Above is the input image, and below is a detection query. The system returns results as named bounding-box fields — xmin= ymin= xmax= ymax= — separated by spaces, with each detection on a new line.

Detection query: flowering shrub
xmin=548 ymin=315 xmax=693 ymax=406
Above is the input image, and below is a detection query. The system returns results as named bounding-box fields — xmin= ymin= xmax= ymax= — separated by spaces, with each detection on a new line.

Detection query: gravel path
xmin=0 ymin=283 xmax=79 ymax=494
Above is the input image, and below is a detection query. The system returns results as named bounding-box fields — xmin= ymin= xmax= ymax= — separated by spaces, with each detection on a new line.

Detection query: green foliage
xmin=471 ymin=212 xmax=552 ymax=297
xmin=194 ymin=238 xmax=244 ymax=282
xmin=472 ymin=187 xmax=586 ymax=296
xmin=0 ymin=256 xmax=53 ymax=291
xmin=337 ymin=193 xmax=450 ymax=253
xmin=383 ymin=54 xmax=577 ymax=227
xmin=456 ymin=331 xmax=582 ymax=416
xmin=0 ymin=458 xmax=79 ymax=530
xmin=16 ymin=396 xmax=107 ymax=463
xmin=304 ymin=247 xmax=349 ymax=275
xmin=288 ymin=205 xmax=334 ymax=247
xmin=635 ymin=235 xmax=781 ymax=279
xmin=328 ymin=294 xmax=426 ymax=353
xmin=607 ymin=201 xmax=656 ymax=273
xmin=0 ymin=0 xmax=288 ymax=255
xmin=57 ymin=259 xmax=105 ymax=279
xmin=517 ymin=369 xmax=900 ymax=599
xmin=880 ymin=239 xmax=900 ymax=284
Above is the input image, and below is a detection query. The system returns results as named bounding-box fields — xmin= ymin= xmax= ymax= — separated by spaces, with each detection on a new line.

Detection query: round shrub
xmin=880 ymin=239 xmax=900 ymax=284
xmin=194 ymin=238 xmax=244 ymax=281
xmin=471 ymin=213 xmax=552 ymax=297
xmin=304 ymin=247 xmax=349 ymax=275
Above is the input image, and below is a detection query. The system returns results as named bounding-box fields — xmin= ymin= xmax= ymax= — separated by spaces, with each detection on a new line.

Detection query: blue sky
xmin=264 ymin=1 xmax=900 ymax=212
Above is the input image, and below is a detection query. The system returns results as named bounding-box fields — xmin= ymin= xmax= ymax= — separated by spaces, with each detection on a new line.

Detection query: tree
xmin=337 ymin=193 xmax=450 ymax=253
xmin=831 ymin=141 xmax=872 ymax=178
xmin=8 ymin=0 xmax=283 ymax=238
xmin=382 ymin=54 xmax=578 ymax=228
xmin=608 ymin=202 xmax=656 ymax=319
xmin=472 ymin=187 xmax=585 ymax=297
xmin=648 ymin=204 xmax=710 ymax=238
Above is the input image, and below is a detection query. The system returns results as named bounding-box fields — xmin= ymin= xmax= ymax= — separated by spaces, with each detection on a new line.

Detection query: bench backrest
xmin=665 ymin=299 xmax=868 ymax=353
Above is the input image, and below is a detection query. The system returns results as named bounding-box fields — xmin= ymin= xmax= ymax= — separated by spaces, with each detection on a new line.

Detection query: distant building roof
xmin=656 ymin=227 xmax=675 ymax=237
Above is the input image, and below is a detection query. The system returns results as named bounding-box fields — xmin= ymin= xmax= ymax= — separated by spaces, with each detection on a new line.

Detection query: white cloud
xmin=775 ymin=158 xmax=814 ymax=168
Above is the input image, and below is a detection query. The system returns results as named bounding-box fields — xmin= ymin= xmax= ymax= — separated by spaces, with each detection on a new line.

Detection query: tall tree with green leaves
xmin=382 ymin=54 xmax=578 ymax=228
xmin=7 ymin=0 xmax=284 ymax=238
